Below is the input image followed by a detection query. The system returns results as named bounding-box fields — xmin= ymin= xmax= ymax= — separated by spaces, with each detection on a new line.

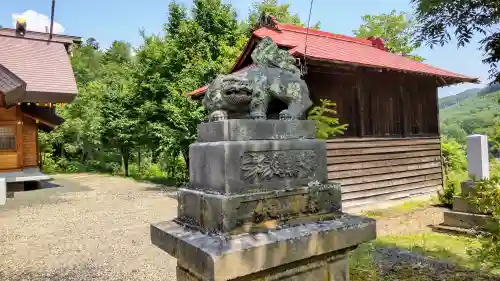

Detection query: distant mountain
xmin=440 ymin=90 xmax=500 ymax=143
xmin=478 ymin=82 xmax=500 ymax=96
xmin=438 ymin=88 xmax=482 ymax=109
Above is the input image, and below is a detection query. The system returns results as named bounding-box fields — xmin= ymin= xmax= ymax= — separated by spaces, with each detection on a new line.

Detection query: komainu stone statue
xmin=203 ymin=37 xmax=313 ymax=121
xmin=151 ymin=26 xmax=375 ymax=281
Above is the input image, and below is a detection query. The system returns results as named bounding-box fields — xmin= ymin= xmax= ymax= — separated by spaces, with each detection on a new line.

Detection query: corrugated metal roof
xmin=0 ymin=35 xmax=78 ymax=103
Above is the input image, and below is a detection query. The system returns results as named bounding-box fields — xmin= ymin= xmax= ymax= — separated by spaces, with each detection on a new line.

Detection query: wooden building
xmin=0 ymin=24 xmax=80 ymax=200
xmin=188 ymin=17 xmax=478 ymax=209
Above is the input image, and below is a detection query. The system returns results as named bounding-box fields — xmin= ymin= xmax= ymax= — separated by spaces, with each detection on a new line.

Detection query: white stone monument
xmin=467 ymin=134 xmax=489 ymax=180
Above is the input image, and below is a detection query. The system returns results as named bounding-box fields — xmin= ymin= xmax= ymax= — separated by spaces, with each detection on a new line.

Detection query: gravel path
xmin=0 ymin=173 xmax=179 ymax=281
xmin=0 ymin=173 xmax=446 ymax=280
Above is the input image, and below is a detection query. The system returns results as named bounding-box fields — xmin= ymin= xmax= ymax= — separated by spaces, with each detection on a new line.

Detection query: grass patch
xmin=350 ymin=232 xmax=499 ymax=280
xmin=360 ymin=197 xmax=439 ymax=219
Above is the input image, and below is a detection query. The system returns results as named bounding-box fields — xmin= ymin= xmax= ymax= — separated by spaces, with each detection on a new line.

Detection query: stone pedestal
xmin=151 ymin=120 xmax=376 ymax=281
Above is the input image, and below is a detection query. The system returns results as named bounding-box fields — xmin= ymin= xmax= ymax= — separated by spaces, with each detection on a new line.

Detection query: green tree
xmin=412 ymin=0 xmax=500 ymax=83
xmin=353 ymin=10 xmax=423 ymax=61
xmin=100 ymin=40 xmax=138 ymax=176
xmin=103 ymin=41 xmax=133 ymax=64
xmin=101 ymin=88 xmax=138 ymax=176
xmin=246 ymin=0 xmax=320 ymax=35
xmin=71 ymin=38 xmax=103 ymax=86
xmin=164 ymin=1 xmax=187 ymax=36
xmin=133 ymin=0 xmax=245 ymax=174
xmin=308 ymin=99 xmax=348 ymax=139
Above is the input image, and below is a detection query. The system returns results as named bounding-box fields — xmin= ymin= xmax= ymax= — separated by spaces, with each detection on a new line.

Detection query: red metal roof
xmin=259 ymin=24 xmax=474 ymax=80
xmin=0 ymin=33 xmax=78 ymax=103
xmin=188 ymin=23 xmax=477 ymax=97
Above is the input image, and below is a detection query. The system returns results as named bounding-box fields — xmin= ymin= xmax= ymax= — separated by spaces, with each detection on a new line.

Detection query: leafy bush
xmin=438 ymin=138 xmax=468 ymax=206
xmin=438 ymin=176 xmax=461 ymax=207
xmin=468 ymin=176 xmax=500 ymax=269
xmin=56 ymin=158 xmax=88 ymax=173
xmin=441 ymin=137 xmax=467 ymax=173
xmin=40 ymin=153 xmax=60 ymax=174
xmin=308 ymin=99 xmax=348 ymax=139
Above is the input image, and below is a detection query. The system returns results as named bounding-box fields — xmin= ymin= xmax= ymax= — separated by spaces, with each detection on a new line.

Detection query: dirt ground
xmin=0 ymin=173 xmax=445 ymax=281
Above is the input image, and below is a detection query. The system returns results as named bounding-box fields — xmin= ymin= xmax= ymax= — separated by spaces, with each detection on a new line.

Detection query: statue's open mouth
xmin=223 ymin=89 xmax=252 ymax=105
xmin=221 ymin=79 xmax=253 ymax=105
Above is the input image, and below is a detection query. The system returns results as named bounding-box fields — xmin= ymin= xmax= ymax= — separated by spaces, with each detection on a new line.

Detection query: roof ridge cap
xmin=0 ymin=28 xmax=81 ymax=44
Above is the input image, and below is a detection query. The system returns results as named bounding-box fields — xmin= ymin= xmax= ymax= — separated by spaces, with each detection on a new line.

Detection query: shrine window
xmin=0 ymin=126 xmax=16 ymax=151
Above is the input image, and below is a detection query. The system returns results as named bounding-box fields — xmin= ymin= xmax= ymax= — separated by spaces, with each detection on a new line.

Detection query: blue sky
xmin=1 ymin=0 xmax=490 ymax=97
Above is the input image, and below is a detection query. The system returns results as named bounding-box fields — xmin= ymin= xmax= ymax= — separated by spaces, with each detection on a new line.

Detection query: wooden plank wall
xmin=0 ymin=107 xmax=17 ymax=121
xmin=305 ymin=67 xmax=440 ymax=137
xmin=327 ymin=137 xmax=443 ymax=209
xmin=0 ymin=151 xmax=18 ymax=170
xmin=23 ymin=117 xmax=38 ymax=167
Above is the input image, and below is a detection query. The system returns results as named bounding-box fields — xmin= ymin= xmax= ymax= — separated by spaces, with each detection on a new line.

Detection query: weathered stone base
xmin=460 ymin=180 xmax=476 ymax=197
xmin=177 ymin=182 xmax=342 ymax=233
xmin=151 ymin=214 xmax=375 ymax=281
xmin=452 ymin=196 xmax=481 ymax=214
xmin=177 ymin=248 xmax=351 ymax=281
xmin=443 ymin=210 xmax=495 ymax=230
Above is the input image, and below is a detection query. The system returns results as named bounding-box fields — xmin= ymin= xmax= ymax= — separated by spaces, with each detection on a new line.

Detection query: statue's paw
xmin=210 ymin=110 xmax=228 ymax=121
xmin=279 ymin=110 xmax=293 ymax=120
xmin=250 ymin=112 xmax=267 ymax=120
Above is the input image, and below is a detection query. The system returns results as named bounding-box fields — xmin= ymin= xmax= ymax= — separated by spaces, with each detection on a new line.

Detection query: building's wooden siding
xmin=0 ymin=106 xmax=42 ymax=170
xmin=23 ymin=117 xmax=38 ymax=167
xmin=0 ymin=151 xmax=18 ymax=170
xmin=327 ymin=137 xmax=443 ymax=209
xmin=0 ymin=106 xmax=17 ymax=121
xmin=305 ymin=68 xmax=440 ymax=138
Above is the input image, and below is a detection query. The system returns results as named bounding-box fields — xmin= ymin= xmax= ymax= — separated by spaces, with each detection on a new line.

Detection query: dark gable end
xmin=0 ymin=63 xmax=26 ymax=107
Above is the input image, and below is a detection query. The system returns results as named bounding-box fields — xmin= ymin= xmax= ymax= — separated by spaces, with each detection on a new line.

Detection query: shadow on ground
xmin=0 ymin=178 xmax=93 ymax=212
xmin=350 ymin=239 xmax=500 ymax=281
xmin=0 ymin=261 xmax=137 ymax=281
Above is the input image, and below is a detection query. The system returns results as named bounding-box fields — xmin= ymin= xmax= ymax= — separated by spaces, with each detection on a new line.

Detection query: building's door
xmin=0 ymin=122 xmax=19 ymax=170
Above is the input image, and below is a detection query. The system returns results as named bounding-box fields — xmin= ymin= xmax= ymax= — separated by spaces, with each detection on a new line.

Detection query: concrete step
xmin=443 ymin=210 xmax=495 ymax=230
xmin=431 ymin=224 xmax=489 ymax=237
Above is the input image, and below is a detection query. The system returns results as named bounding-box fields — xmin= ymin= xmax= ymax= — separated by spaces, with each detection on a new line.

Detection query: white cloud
xmin=11 ymin=10 xmax=65 ymax=34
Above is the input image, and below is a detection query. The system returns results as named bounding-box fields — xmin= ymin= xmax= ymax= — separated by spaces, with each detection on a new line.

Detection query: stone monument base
xmin=151 ymin=214 xmax=376 ymax=281
xmin=442 ymin=180 xmax=495 ymax=231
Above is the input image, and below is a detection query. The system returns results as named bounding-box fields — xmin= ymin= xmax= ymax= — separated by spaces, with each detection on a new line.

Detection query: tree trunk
xmin=137 ymin=149 xmax=142 ymax=169
xmin=121 ymin=148 xmax=130 ymax=177
xmin=182 ymin=147 xmax=190 ymax=177
xmin=152 ymin=149 xmax=159 ymax=164
xmin=81 ymin=140 xmax=86 ymax=163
